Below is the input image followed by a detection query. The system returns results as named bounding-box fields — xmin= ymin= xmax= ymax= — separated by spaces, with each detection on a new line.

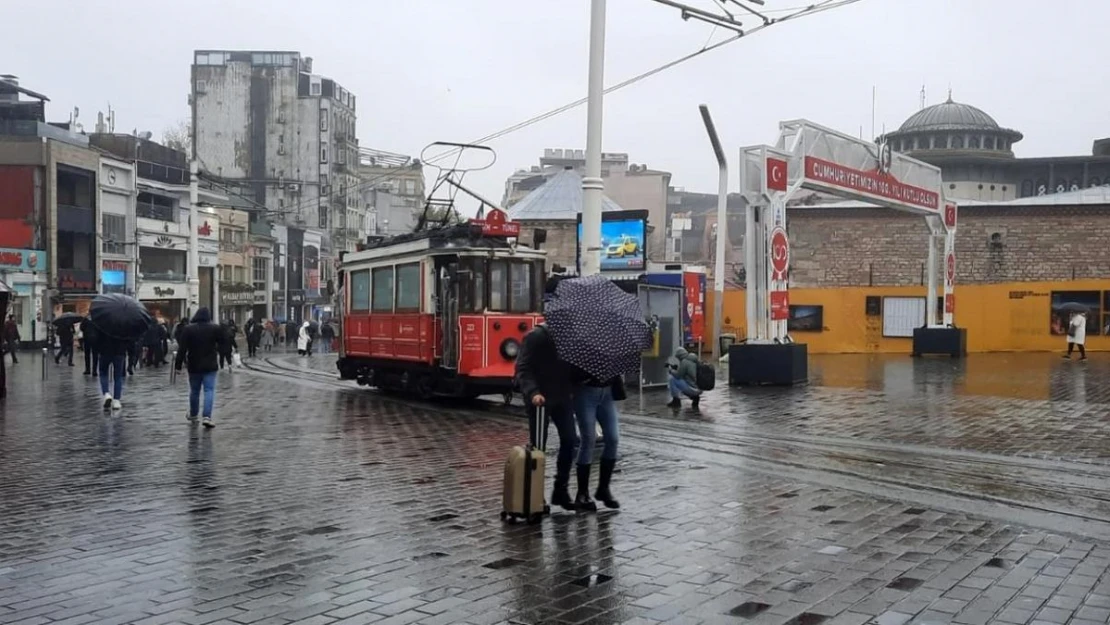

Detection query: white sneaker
xmin=202 ymin=416 xmax=215 ymax=429
xmin=103 ymin=393 xmax=113 ymax=408
xmin=186 ymin=411 xmax=198 ymax=424
xmin=111 ymin=399 xmax=122 ymax=410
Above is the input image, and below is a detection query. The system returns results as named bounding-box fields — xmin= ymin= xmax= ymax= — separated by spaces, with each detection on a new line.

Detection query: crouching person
xmin=667 ymin=347 xmax=701 ymax=410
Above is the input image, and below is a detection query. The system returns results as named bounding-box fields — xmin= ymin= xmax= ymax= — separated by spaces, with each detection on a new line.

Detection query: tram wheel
xmin=416 ymin=376 xmax=436 ymax=400
xmin=502 ymin=392 xmax=513 ymax=406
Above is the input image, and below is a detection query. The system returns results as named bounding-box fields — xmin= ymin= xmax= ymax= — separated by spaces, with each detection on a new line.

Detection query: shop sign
xmin=0 ymin=248 xmax=47 ymax=273
xmin=58 ymin=269 xmax=95 ymax=293
xmin=805 ymin=156 xmax=940 ymax=211
xmin=254 ymin=291 xmax=267 ymax=304
xmin=289 ymin=290 xmax=305 ymax=305
xmin=220 ymin=290 xmax=255 ymax=305
xmin=154 ymin=286 xmax=176 ymax=297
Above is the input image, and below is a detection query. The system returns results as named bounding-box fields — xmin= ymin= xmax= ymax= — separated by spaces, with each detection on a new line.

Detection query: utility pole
xmin=580 ymin=0 xmax=607 ymax=277
xmin=188 ymin=160 xmax=200 ymax=319
xmin=699 ymin=105 xmax=728 ymax=361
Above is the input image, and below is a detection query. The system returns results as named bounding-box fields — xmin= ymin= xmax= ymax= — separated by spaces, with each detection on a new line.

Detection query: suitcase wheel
xmin=500 ymin=511 xmax=508 ymax=521
xmin=527 ymin=513 xmax=544 ymax=525
xmin=543 ymin=504 xmax=551 ymax=516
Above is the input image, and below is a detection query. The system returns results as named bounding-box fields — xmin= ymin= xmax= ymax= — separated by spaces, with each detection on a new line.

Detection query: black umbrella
xmin=1058 ymin=302 xmax=1089 ymax=314
xmin=52 ymin=312 xmax=84 ymax=327
xmin=88 ymin=293 xmax=154 ymax=342
xmin=543 ymin=275 xmax=653 ymax=382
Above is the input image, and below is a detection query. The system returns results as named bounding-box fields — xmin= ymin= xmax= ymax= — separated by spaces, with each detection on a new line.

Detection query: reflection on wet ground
xmin=2 ymin=351 xmax=1110 ymax=625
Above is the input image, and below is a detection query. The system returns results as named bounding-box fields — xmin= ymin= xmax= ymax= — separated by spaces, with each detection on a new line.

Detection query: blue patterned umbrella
xmin=543 ymin=275 xmax=652 ymax=382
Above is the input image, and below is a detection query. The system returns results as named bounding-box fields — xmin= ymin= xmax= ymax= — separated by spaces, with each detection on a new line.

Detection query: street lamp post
xmin=580 ymin=0 xmax=607 ymax=277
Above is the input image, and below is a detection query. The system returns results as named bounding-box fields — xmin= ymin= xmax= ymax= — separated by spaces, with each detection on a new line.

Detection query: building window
xmin=252 ymin=257 xmax=267 ymax=291
xmin=310 ymin=82 xmax=321 ymax=96
xmin=320 ymin=145 xmax=328 ymax=163
xmin=320 ymin=174 xmax=329 ymax=189
xmin=102 ymin=213 xmax=127 ymax=255
xmin=969 ymin=135 xmax=980 ymax=149
xmin=320 ymin=115 xmax=328 ymax=132
xmin=952 ymin=135 xmax=964 ymax=149
xmin=318 ymin=206 xmax=328 ymax=229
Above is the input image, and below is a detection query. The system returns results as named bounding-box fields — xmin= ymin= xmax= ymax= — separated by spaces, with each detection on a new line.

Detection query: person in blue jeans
xmin=174 ymin=308 xmax=227 ymax=428
xmin=572 ymin=371 xmax=626 ymax=511
xmin=97 ymin=338 xmax=130 ymax=411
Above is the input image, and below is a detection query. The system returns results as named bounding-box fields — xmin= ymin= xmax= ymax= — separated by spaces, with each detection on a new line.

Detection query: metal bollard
xmin=170 ymin=351 xmax=177 ymax=384
xmin=41 ymin=347 xmax=47 ymax=380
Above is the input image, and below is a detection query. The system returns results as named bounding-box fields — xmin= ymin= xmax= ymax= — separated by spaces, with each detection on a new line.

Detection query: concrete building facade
xmin=357 ymin=149 xmax=425 ymax=237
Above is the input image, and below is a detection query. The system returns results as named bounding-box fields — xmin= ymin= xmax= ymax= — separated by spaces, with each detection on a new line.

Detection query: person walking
xmin=127 ymin=336 xmax=142 ymax=375
xmin=218 ymin=321 xmax=235 ymax=369
xmin=260 ymin=321 xmax=275 ymax=352
xmin=79 ymin=317 xmax=99 ymax=375
xmin=175 ymin=307 xmax=226 ymax=428
xmin=4 ymin=314 xmax=20 ymax=364
xmin=142 ymin=322 xmax=163 ymax=368
xmin=247 ymin=318 xmax=262 ymax=358
xmin=296 ymin=321 xmax=311 ymax=356
xmin=515 ymin=322 xmax=580 ymax=511
xmin=1064 ymin=311 xmax=1088 ymax=361
xmin=96 ymin=335 xmax=130 ymax=410
xmin=571 ymin=368 xmax=625 ymax=511
xmin=666 ymin=347 xmax=702 ymax=410
xmin=54 ymin=321 xmax=75 ymax=366
xmin=320 ymin=321 xmax=335 ymax=354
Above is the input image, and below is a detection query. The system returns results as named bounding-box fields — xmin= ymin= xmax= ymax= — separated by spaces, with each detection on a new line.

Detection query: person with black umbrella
xmin=54 ymin=319 xmax=76 ymax=366
xmin=87 ymin=294 xmax=154 ymax=410
xmin=543 ymin=275 xmax=652 ymax=512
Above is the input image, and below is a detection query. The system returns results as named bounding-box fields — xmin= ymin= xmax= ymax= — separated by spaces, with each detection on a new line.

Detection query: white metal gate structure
xmin=738 ymin=119 xmax=958 ymax=347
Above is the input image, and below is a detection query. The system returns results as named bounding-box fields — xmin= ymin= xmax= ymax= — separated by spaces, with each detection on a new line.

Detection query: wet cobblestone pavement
xmin=4 ymin=351 xmax=1110 ymax=625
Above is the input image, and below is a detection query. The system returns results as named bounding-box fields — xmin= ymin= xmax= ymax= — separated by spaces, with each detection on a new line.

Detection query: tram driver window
xmin=509 ymin=262 xmax=532 ymax=312
xmin=372 ymin=267 xmax=394 ymax=312
xmin=350 ymin=270 xmax=370 ymax=312
xmin=489 ymin=260 xmax=508 ymax=311
xmin=459 ymin=258 xmax=485 ymax=313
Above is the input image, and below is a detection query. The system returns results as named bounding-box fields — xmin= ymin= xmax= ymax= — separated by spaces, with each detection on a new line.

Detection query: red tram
xmin=336 ymin=209 xmax=545 ymax=399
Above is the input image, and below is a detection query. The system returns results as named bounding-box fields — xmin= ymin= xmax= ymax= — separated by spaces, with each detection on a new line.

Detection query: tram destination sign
xmin=804 ymin=156 xmax=940 ymax=212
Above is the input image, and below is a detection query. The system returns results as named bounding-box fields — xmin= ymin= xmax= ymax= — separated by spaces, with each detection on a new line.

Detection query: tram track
xmin=241 ymin=355 xmax=1110 ymax=539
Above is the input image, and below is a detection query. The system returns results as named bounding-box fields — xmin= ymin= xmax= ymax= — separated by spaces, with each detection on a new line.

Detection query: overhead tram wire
xmin=265 ymin=0 xmax=864 ymax=221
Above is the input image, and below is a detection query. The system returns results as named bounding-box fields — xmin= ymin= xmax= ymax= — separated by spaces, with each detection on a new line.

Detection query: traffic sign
xmin=945 ymin=252 xmax=955 ymax=284
xmin=770 ymin=228 xmax=790 ymax=279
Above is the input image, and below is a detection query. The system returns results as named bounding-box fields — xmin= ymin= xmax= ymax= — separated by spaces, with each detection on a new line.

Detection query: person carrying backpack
xmin=667 ymin=347 xmax=702 ymax=410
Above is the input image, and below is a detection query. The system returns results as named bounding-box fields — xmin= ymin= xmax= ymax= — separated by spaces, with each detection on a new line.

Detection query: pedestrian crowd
xmin=2 ymin=298 xmax=338 ymax=428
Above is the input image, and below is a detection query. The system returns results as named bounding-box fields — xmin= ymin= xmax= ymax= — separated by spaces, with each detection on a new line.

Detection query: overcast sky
xmin=5 ymin=0 xmax=1107 ymax=214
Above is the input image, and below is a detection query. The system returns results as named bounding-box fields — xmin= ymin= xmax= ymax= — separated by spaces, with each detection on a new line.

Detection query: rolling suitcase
xmin=501 ymin=406 xmax=551 ymax=523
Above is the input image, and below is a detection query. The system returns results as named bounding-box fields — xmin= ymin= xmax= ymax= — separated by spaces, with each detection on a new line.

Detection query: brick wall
xmin=517 ymin=221 xmax=578 ymax=272
xmin=787 ymin=205 xmax=1110 ymax=287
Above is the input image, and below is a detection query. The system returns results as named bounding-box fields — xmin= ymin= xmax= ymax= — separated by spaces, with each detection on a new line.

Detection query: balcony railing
xmin=137 ymin=201 xmax=176 ymax=222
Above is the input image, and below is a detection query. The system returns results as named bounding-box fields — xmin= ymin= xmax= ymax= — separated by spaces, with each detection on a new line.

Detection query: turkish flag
xmin=767 ymin=158 xmax=788 ymax=192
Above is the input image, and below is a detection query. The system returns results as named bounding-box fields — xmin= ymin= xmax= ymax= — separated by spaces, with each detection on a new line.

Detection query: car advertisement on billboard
xmin=576 ymin=210 xmax=648 ymax=272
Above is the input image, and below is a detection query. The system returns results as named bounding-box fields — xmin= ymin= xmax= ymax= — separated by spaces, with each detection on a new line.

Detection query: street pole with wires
xmin=188 ymin=160 xmax=200 ymax=319
xmin=699 ymin=105 xmax=728 ymax=362
xmin=581 ymin=0 xmax=607 ymax=277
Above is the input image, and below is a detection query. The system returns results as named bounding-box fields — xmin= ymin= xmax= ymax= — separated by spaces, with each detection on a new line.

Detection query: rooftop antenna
xmin=919 ymin=84 xmax=926 ymax=110
xmin=947 ymin=85 xmax=953 ymax=103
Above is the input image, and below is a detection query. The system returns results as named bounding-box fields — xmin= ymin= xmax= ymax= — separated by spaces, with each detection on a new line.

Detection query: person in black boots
xmin=80 ymin=317 xmax=99 ymax=375
xmin=515 ymin=322 xmax=579 ymax=512
xmin=571 ymin=368 xmax=625 ymax=512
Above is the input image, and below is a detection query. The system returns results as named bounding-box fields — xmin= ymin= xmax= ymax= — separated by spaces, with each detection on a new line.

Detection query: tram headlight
xmin=500 ymin=338 xmax=520 ymax=361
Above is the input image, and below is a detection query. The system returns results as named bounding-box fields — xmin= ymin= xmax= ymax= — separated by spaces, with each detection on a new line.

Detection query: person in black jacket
xmin=79 ymin=317 xmax=99 ymax=375
xmin=515 ymin=322 xmax=580 ymax=512
xmin=54 ymin=321 xmax=75 ymax=366
xmin=175 ymin=307 xmax=227 ymax=428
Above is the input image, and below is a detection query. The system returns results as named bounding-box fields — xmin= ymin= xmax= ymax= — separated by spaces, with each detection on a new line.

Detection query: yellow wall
xmin=710 ymin=280 xmax=1110 ymax=354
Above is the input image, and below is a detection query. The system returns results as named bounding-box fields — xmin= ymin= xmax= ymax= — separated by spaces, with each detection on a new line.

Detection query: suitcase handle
xmin=530 ymin=406 xmax=549 ymax=451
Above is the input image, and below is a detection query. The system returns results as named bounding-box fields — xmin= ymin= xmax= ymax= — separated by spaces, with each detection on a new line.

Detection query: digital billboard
xmin=576 ymin=210 xmax=648 ymax=272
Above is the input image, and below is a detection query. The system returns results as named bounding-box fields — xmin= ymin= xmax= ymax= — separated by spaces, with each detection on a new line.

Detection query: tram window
xmin=350 ymin=270 xmax=370 ymax=312
xmin=471 ymin=259 xmax=486 ymax=312
xmin=509 ymin=262 xmax=532 ymax=312
xmin=372 ymin=267 xmax=394 ymax=312
xmin=396 ymin=263 xmax=421 ymax=311
xmin=489 ymin=260 xmax=508 ymax=311
xmin=532 ymin=261 xmax=545 ymax=311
